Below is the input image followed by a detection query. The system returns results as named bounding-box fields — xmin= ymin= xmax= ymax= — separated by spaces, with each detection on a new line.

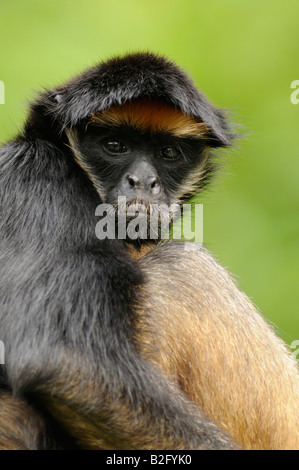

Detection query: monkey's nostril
xmin=126 ymin=174 xmax=140 ymax=189
xmin=128 ymin=177 xmax=135 ymax=188
xmin=148 ymin=176 xmax=161 ymax=194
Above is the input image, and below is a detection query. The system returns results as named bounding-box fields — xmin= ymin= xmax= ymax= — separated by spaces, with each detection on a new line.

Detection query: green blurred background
xmin=0 ymin=0 xmax=298 ymax=346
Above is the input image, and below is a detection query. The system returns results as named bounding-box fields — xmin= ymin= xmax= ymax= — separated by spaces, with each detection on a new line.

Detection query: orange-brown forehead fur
xmin=90 ymin=99 xmax=209 ymax=138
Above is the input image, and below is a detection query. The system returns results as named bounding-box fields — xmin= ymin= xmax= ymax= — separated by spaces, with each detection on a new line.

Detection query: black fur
xmin=0 ymin=53 xmax=236 ymax=450
xmin=25 ymin=52 xmax=234 ymax=147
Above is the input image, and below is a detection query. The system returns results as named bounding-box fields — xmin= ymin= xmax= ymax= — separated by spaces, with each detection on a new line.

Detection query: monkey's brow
xmin=85 ymin=122 xmax=206 ymax=144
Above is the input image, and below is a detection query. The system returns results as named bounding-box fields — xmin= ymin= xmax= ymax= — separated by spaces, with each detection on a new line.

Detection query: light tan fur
xmin=65 ymin=128 xmax=107 ymax=201
xmin=91 ymin=98 xmax=209 ymax=138
xmin=134 ymin=242 xmax=299 ymax=450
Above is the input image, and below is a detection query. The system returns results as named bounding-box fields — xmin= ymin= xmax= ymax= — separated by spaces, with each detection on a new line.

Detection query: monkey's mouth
xmin=108 ymin=198 xmax=179 ymax=241
xmin=113 ymin=199 xmax=178 ymax=221
xmin=123 ymin=200 xmax=149 ymax=218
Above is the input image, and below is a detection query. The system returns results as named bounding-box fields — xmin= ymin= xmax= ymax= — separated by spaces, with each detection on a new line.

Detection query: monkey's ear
xmin=26 ymin=53 xmax=236 ymax=148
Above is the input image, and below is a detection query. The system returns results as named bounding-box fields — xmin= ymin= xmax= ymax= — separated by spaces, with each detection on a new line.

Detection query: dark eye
xmin=104 ymin=140 xmax=127 ymax=154
xmin=160 ymin=146 xmax=180 ymax=160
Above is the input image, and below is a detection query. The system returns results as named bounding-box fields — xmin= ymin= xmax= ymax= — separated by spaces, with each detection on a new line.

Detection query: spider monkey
xmin=0 ymin=53 xmax=298 ymax=450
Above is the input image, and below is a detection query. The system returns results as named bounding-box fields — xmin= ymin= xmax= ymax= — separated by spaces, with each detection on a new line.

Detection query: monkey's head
xmin=25 ymin=53 xmax=235 ymax=242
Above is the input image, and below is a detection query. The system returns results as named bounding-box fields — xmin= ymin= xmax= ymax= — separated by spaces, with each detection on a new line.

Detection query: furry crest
xmin=24 ymin=52 xmax=235 ymax=148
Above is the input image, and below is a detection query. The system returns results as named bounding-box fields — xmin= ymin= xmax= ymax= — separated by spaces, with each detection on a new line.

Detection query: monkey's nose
xmin=124 ymin=173 xmax=161 ymax=196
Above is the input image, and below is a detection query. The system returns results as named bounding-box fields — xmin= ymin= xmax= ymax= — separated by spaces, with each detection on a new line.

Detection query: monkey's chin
xmin=114 ymin=199 xmax=159 ymax=219
xmin=113 ymin=199 xmax=177 ymax=242
xmin=125 ymin=201 xmax=149 ymax=218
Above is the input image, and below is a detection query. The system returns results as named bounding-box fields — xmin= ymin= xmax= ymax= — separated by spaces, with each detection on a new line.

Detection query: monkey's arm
xmin=135 ymin=242 xmax=299 ymax=450
xmin=2 ymin=249 xmax=235 ymax=451
xmin=25 ymin=346 xmax=235 ymax=450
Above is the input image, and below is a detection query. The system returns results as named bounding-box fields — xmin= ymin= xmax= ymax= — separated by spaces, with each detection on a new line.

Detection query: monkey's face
xmin=67 ymin=99 xmax=211 ymax=240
